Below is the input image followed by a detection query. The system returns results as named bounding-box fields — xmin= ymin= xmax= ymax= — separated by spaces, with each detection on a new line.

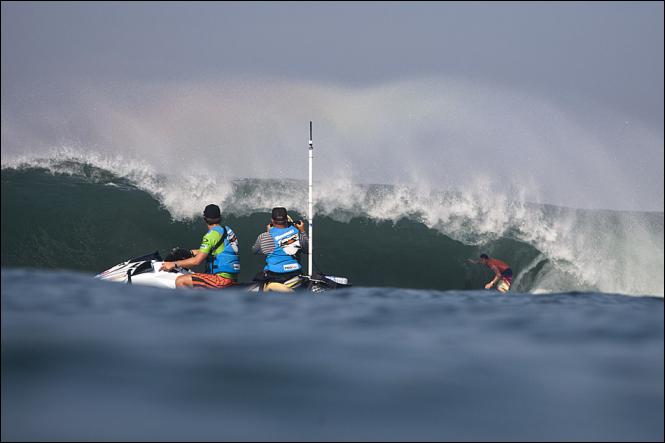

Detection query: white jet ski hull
xmin=96 ymin=253 xmax=190 ymax=289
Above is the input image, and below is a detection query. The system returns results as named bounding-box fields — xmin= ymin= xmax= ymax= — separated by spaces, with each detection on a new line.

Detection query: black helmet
xmin=271 ymin=207 xmax=288 ymax=223
xmin=203 ymin=204 xmax=221 ymax=219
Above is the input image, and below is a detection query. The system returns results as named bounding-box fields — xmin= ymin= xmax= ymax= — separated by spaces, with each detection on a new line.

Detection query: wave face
xmin=2 ymin=158 xmax=663 ymax=296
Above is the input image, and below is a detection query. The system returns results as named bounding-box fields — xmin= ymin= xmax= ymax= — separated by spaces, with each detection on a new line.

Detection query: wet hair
xmin=204 ymin=217 xmax=221 ymax=225
xmin=480 ymin=253 xmax=489 ymax=260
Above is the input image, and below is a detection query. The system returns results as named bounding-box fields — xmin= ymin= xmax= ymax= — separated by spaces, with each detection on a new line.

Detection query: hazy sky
xmin=2 ymin=1 xmax=663 ymax=211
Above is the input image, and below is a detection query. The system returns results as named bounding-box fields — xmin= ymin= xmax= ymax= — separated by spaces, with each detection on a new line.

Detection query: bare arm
xmin=176 ymin=253 xmax=207 ymax=269
xmin=160 ymin=252 xmax=208 ymax=271
xmin=485 ymin=265 xmax=502 ymax=289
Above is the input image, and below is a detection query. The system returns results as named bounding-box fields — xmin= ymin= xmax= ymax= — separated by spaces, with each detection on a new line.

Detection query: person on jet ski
xmin=252 ymin=207 xmax=308 ymax=284
xmin=160 ymin=204 xmax=240 ymax=289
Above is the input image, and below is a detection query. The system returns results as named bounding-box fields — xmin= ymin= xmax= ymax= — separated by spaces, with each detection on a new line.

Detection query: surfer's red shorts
xmin=191 ymin=273 xmax=236 ymax=289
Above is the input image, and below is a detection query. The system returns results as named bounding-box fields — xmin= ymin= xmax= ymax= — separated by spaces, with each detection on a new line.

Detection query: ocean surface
xmin=2 ymin=161 xmax=664 ymax=441
xmin=2 ymin=269 xmax=663 ymax=441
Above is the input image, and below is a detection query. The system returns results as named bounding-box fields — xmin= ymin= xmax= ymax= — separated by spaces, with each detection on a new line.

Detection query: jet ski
xmin=245 ymin=271 xmax=350 ymax=293
xmin=96 ymin=248 xmax=351 ymax=293
xmin=95 ymin=249 xmax=192 ymax=289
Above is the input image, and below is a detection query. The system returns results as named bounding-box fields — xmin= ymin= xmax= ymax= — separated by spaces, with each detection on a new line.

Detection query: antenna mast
xmin=308 ymin=121 xmax=314 ymax=277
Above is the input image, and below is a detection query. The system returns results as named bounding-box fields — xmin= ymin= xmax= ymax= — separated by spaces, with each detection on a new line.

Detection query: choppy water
xmin=2 ymin=268 xmax=663 ymax=441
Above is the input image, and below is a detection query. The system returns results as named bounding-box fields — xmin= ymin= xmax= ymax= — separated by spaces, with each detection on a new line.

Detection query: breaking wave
xmin=2 ymin=155 xmax=662 ymax=296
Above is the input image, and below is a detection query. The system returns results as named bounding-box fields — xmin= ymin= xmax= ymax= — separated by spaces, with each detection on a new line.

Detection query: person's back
xmin=486 ymin=258 xmax=510 ymax=274
xmin=264 ymin=224 xmax=303 ymax=273
xmin=202 ymin=224 xmax=240 ymax=277
xmin=253 ymin=207 xmax=308 ymax=283
xmin=160 ymin=204 xmax=240 ymax=289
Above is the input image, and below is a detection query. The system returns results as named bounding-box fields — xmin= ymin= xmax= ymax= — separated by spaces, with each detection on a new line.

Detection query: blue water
xmin=2 ymin=268 xmax=663 ymax=441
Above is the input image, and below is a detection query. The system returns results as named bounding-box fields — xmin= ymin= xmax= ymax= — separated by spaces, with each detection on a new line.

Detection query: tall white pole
xmin=308 ymin=121 xmax=314 ymax=277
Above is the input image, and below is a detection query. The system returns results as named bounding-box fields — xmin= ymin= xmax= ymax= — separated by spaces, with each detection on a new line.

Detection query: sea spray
xmin=3 ymin=77 xmax=662 ymax=212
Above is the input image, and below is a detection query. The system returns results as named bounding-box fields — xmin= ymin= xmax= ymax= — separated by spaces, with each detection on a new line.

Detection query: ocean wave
xmin=2 ymin=158 xmax=663 ymax=296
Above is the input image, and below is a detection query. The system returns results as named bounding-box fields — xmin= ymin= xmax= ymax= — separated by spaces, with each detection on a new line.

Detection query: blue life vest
xmin=265 ymin=226 xmax=302 ymax=273
xmin=207 ymin=226 xmax=240 ymax=275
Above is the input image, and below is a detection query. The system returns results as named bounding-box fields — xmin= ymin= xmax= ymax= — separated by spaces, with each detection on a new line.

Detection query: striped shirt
xmin=252 ymin=230 xmax=309 ymax=255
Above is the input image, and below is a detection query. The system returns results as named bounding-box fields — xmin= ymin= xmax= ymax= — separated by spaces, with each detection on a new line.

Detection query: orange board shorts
xmin=190 ymin=273 xmax=237 ymax=289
